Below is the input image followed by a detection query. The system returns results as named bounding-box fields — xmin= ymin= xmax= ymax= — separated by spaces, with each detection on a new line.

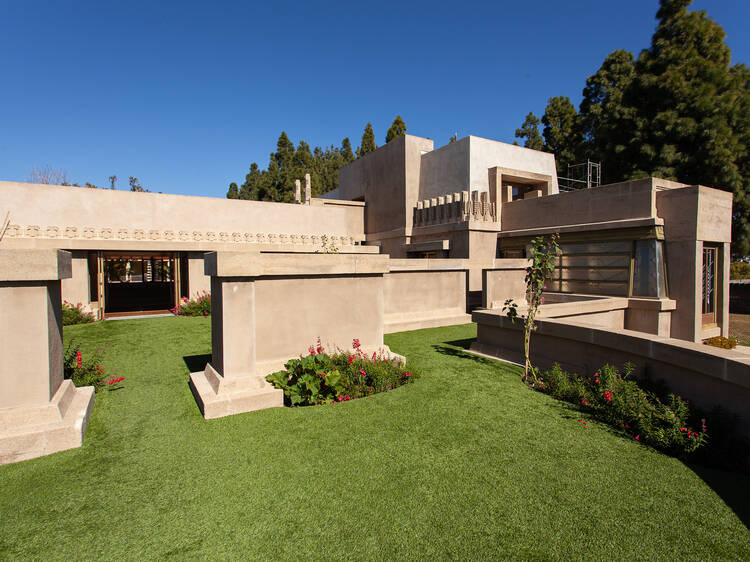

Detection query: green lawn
xmin=1 ymin=317 xmax=749 ymax=559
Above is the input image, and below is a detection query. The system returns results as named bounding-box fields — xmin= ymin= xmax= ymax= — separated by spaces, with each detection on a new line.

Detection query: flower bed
xmin=266 ymin=338 xmax=415 ymax=406
xmin=62 ymin=300 xmax=95 ymax=325
xmin=534 ymin=363 xmax=707 ymax=456
xmin=63 ymin=340 xmax=123 ymax=391
xmin=171 ymin=291 xmax=211 ymax=316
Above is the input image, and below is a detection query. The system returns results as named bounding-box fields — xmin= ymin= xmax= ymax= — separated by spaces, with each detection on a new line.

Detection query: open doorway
xmin=101 ymin=252 xmax=178 ymax=316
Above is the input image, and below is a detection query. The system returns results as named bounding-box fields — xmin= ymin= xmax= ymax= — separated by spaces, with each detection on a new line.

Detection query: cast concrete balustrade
xmin=189 ymin=251 xmax=396 ymax=419
xmin=0 ymin=250 xmax=95 ymax=465
xmin=470 ymin=308 xmax=750 ymax=436
xmin=481 ymin=260 xmax=528 ymax=309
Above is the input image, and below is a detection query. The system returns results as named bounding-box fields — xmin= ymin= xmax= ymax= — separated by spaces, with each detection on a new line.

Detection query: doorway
xmin=102 ymin=252 xmax=178 ymax=316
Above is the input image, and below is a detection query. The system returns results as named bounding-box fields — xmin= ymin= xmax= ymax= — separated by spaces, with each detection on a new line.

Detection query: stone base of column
xmin=189 ymin=364 xmax=283 ymax=420
xmin=0 ymin=380 xmax=95 ymax=465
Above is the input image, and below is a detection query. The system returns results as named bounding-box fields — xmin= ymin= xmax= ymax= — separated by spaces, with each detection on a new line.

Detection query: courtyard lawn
xmin=1 ymin=318 xmax=749 ymax=559
xmin=730 ymin=312 xmax=750 ymax=346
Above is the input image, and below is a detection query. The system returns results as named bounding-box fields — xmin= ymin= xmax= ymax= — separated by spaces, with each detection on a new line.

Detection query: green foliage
xmin=730 ymin=261 xmax=750 ymax=279
xmin=358 ymin=122 xmax=377 ymax=157
xmin=503 ymin=234 xmax=560 ymax=381
xmin=63 ymin=340 xmax=120 ymax=391
xmin=128 ymin=176 xmax=150 ymax=192
xmin=62 ymin=300 xmax=95 ymax=326
xmin=385 ymin=115 xmax=407 ymax=143
xmin=230 ymin=132 xmax=359 ymax=203
xmin=171 ymin=291 xmax=210 ymax=316
xmin=537 ymin=363 xmax=706 ymax=456
xmin=542 ymin=96 xmax=583 ymax=175
xmin=266 ymin=338 xmax=415 ymax=406
xmin=514 ymin=112 xmax=544 ymax=150
xmin=520 ymin=0 xmax=750 ymax=256
xmin=703 ymin=336 xmax=738 ymax=349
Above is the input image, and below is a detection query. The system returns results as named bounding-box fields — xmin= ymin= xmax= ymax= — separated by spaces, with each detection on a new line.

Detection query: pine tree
xmin=579 ymin=50 xmax=637 ymax=183
xmin=515 ymin=113 xmax=544 ymax=150
xmin=385 ymin=115 xmax=407 ymax=143
xmin=542 ymin=96 xmax=582 ymax=175
xmin=357 ymin=123 xmax=377 ymax=157
xmin=341 ymin=137 xmax=355 ymax=164
xmin=226 ymin=182 xmax=239 ymax=199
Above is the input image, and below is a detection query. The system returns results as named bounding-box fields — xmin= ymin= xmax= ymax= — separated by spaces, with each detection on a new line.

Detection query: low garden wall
xmin=384 ymin=259 xmax=471 ymax=333
xmin=190 ymin=251 xmax=396 ymax=419
xmin=482 ymin=260 xmax=527 ymax=309
xmin=470 ymin=308 xmax=750 ymax=435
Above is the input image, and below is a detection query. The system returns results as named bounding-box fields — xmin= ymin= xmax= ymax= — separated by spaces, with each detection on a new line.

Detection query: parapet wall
xmin=0 ymin=181 xmax=365 ymax=251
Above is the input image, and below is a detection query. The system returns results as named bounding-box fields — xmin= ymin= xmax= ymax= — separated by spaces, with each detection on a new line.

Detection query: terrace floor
xmin=1 ymin=318 xmax=748 ymax=559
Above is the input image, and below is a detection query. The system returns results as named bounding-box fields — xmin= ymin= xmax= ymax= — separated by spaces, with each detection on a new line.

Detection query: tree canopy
xmin=385 ymin=115 xmax=407 ymax=143
xmin=514 ymin=0 xmax=750 ymax=255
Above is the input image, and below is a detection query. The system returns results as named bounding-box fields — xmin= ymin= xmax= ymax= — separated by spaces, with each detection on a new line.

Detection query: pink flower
xmin=404 ymin=372 xmax=411 ymax=377
xmin=308 ymin=346 xmax=316 ymax=356
xmin=635 ymin=435 xmax=640 ymax=441
xmin=359 ymin=369 xmax=366 ymax=377
xmin=581 ymin=399 xmax=587 ymax=405
xmin=337 ymin=395 xmax=343 ymax=402
xmin=541 ymin=297 xmax=545 ymax=303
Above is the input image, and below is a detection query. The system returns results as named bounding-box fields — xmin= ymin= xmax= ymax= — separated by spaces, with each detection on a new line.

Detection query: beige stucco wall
xmin=0 ymin=181 xmax=365 ymax=247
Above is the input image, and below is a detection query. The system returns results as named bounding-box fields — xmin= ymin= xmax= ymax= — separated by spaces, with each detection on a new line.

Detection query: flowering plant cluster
xmin=265 ymin=338 xmax=415 ymax=406
xmin=171 ymin=291 xmax=211 ymax=317
xmin=62 ymin=300 xmax=95 ymax=326
xmin=63 ymin=340 xmax=122 ymax=391
xmin=535 ymin=362 xmax=707 ymax=456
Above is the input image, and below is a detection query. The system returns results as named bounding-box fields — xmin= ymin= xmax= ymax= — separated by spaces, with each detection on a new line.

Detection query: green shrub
xmin=730 ymin=261 xmax=750 ymax=280
xmin=537 ymin=363 xmax=706 ymax=456
xmin=62 ymin=300 xmax=95 ymax=325
xmin=63 ymin=340 xmax=122 ymax=391
xmin=172 ymin=291 xmax=211 ymax=316
xmin=266 ymin=338 xmax=416 ymax=406
xmin=703 ymin=335 xmax=738 ymax=349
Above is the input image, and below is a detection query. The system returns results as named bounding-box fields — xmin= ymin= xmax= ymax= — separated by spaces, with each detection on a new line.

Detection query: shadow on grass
xmin=688 ymin=464 xmax=750 ymax=529
xmin=432 ymin=344 xmax=499 ymax=367
xmin=183 ymin=354 xmax=211 ymax=373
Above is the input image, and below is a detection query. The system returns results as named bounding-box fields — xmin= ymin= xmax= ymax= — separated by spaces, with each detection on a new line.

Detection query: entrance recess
xmin=102 ymin=252 xmax=178 ymax=315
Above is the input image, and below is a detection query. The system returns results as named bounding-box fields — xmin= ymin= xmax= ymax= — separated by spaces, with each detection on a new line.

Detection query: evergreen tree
xmin=385 ymin=115 xmax=407 ymax=143
xmin=341 ymin=137 xmax=355 ymax=164
xmin=515 ymin=112 xmax=544 ymax=150
xmin=357 ymin=123 xmax=377 ymax=157
xmin=579 ymin=50 xmax=637 ymax=183
xmin=226 ymin=182 xmax=239 ymax=199
xmin=542 ymin=96 xmax=582 ymax=175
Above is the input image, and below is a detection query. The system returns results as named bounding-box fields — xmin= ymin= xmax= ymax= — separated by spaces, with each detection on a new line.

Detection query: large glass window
xmin=631 ymin=239 xmax=668 ymax=298
xmin=702 ymin=246 xmax=717 ymax=325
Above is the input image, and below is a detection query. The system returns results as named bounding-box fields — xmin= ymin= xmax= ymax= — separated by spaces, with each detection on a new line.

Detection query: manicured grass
xmin=1 ymin=318 xmax=749 ymax=559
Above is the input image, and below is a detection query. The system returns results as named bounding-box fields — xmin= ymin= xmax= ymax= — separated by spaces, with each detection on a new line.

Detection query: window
xmin=702 ymin=246 xmax=717 ymax=325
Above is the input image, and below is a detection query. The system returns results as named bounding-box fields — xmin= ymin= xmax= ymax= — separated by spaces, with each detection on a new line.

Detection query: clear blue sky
xmin=2 ymin=0 xmax=748 ymax=197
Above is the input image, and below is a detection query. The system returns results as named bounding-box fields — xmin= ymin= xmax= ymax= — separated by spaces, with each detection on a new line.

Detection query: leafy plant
xmin=537 ymin=362 xmax=706 ymax=456
xmin=62 ymin=300 xmax=95 ymax=325
xmin=730 ymin=262 xmax=750 ymax=280
xmin=266 ymin=338 xmax=415 ymax=406
xmin=63 ymin=340 xmax=122 ymax=391
xmin=171 ymin=291 xmax=211 ymax=316
xmin=502 ymin=233 xmax=560 ymax=382
xmin=703 ymin=336 xmax=738 ymax=349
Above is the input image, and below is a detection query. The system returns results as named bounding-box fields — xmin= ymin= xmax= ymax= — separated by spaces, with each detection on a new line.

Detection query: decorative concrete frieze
xmin=0 ymin=249 xmax=95 ymax=465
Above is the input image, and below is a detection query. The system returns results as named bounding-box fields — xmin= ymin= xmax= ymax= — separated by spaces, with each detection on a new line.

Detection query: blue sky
xmin=1 ymin=0 xmax=748 ymax=197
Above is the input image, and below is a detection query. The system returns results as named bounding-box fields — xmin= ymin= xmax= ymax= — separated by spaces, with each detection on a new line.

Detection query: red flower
xmin=635 ymin=435 xmax=640 ymax=441
xmin=348 ymin=355 xmax=354 ymax=364
xmin=372 ymin=352 xmax=377 ymax=361
xmin=359 ymin=369 xmax=366 ymax=377
xmin=337 ymin=395 xmax=343 ymax=402
xmin=603 ymin=390 xmax=612 ymax=402
xmin=308 ymin=346 xmax=316 ymax=356
xmin=352 ymin=338 xmax=361 ymax=349
xmin=581 ymin=399 xmax=587 ymax=405
xmin=405 ymin=372 xmax=411 ymax=377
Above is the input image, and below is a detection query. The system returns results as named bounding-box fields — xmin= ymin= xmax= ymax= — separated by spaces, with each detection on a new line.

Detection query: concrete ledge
xmin=189 ymin=364 xmax=283 ymax=420
xmin=385 ymin=314 xmax=472 ymax=334
xmin=0 ymin=249 xmax=72 ymax=281
xmin=205 ymin=251 xmax=390 ymax=277
xmin=388 ymin=258 xmax=470 ymax=272
xmin=0 ymin=381 xmax=94 ymax=465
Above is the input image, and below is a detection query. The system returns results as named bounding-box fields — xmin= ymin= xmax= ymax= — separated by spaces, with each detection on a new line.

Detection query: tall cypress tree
xmin=542 ymin=96 xmax=582 ymax=175
xmin=514 ymin=112 xmax=544 ymax=150
xmin=385 ymin=115 xmax=407 ymax=143
xmin=341 ymin=137 xmax=355 ymax=164
xmin=357 ymin=123 xmax=377 ymax=157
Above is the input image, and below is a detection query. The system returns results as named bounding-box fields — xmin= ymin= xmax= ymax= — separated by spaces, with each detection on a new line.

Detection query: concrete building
xmin=2 ymin=132 xmax=745 ymax=463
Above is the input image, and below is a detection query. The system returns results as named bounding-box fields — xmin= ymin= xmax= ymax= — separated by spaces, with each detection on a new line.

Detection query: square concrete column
xmin=189 ymin=252 xmax=282 ymax=419
xmin=0 ymin=250 xmax=95 ymax=465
